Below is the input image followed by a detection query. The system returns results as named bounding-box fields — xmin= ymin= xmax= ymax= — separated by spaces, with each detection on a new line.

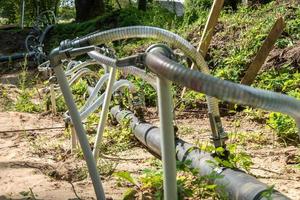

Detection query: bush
xmin=0 ymin=0 xmax=60 ymax=25
xmin=15 ymin=90 xmax=42 ymax=113
xmin=267 ymin=112 xmax=297 ymax=140
xmin=267 ymin=89 xmax=300 ymax=141
xmin=0 ymin=1 xmax=19 ymax=24
xmin=58 ymin=6 xmax=75 ymax=22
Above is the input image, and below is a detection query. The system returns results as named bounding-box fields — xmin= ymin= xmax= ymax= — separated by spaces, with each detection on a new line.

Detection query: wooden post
xmin=50 ymin=84 xmax=57 ymax=114
xmin=70 ymin=124 xmax=77 ymax=152
xmin=241 ymin=17 xmax=285 ymax=86
xmin=197 ymin=0 xmax=225 ymax=57
xmin=20 ymin=0 xmax=25 ymax=29
xmin=181 ymin=0 xmax=224 ymax=98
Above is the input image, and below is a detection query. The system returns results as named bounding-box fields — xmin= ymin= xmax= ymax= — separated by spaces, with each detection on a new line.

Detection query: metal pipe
xmin=0 ymin=52 xmax=35 ymax=63
xmin=88 ymin=50 xmax=157 ymax=89
xmin=59 ymin=26 xmax=224 ymax=139
xmin=81 ymin=73 xmax=110 ymax=111
xmin=68 ymin=68 xmax=99 ymax=86
xmin=72 ymin=79 xmax=136 ymax=121
xmin=70 ymin=124 xmax=77 ymax=152
xmin=52 ymin=65 xmax=105 ymax=199
xmin=66 ymin=60 xmax=82 ymax=71
xmin=93 ymin=66 xmax=117 ymax=161
xmin=20 ymin=0 xmax=25 ymax=29
xmin=157 ymin=77 xmax=178 ymax=200
xmin=110 ymin=106 xmax=290 ymax=200
xmin=65 ymin=60 xmax=98 ymax=76
xmin=149 ymin=45 xmax=177 ymax=199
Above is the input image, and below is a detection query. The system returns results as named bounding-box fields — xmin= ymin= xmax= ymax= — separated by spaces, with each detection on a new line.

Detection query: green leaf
xmin=114 ymin=171 xmax=137 ymax=186
xmin=122 ymin=188 xmax=137 ymax=200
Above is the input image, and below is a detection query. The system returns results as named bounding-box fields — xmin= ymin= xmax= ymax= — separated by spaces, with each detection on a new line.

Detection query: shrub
xmin=267 ymin=112 xmax=297 ymax=140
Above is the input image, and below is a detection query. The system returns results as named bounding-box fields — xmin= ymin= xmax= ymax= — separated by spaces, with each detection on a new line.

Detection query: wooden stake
xmin=70 ymin=124 xmax=77 ymax=152
xmin=181 ymin=0 xmax=224 ymax=98
xmin=50 ymin=84 xmax=57 ymax=114
xmin=241 ymin=17 xmax=285 ymax=86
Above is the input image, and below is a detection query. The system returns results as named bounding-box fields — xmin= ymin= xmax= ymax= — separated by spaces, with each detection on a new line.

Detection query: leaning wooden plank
xmin=241 ymin=17 xmax=285 ymax=86
xmin=196 ymin=0 xmax=225 ymax=57
xmin=181 ymin=0 xmax=224 ymax=98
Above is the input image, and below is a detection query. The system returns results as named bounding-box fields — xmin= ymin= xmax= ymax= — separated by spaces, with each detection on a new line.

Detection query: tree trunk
xmin=138 ymin=0 xmax=147 ymax=11
xmin=75 ymin=0 xmax=105 ymax=22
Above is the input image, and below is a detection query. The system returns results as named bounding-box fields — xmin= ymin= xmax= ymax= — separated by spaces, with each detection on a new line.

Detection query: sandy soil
xmin=0 ymin=105 xmax=299 ymax=199
xmin=0 ymin=111 xmax=155 ymax=199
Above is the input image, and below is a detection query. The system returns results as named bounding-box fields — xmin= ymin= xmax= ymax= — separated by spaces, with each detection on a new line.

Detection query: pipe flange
xmin=146 ymin=43 xmax=174 ymax=59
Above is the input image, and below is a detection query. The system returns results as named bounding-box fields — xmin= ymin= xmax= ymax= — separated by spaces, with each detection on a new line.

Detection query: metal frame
xmin=51 ymin=64 xmax=106 ymax=199
xmin=48 ymin=23 xmax=300 ymax=198
xmin=93 ymin=66 xmax=117 ymax=161
xmin=147 ymin=44 xmax=178 ymax=199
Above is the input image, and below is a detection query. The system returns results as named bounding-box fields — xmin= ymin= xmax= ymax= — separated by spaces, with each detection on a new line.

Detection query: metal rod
xmin=157 ymin=77 xmax=178 ymax=200
xmin=53 ymin=65 xmax=105 ymax=200
xmin=93 ymin=66 xmax=117 ymax=161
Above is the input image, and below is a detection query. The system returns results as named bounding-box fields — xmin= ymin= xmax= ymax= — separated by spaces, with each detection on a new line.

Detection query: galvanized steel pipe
xmin=53 ymin=65 xmax=105 ymax=199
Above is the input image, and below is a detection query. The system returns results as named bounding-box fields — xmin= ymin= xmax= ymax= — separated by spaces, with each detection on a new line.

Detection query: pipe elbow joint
xmin=49 ymin=47 xmax=64 ymax=68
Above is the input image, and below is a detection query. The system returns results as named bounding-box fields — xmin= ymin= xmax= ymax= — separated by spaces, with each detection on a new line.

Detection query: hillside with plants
xmin=0 ymin=0 xmax=299 ymax=199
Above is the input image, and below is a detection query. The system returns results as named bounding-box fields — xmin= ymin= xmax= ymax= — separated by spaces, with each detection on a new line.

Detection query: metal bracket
xmin=209 ymin=113 xmax=228 ymax=148
xmin=116 ymin=53 xmax=145 ymax=68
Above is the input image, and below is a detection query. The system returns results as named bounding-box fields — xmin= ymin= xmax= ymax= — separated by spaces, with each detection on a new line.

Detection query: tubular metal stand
xmin=93 ymin=66 xmax=117 ymax=161
xmin=157 ymin=77 xmax=178 ymax=200
xmin=52 ymin=65 xmax=105 ymax=199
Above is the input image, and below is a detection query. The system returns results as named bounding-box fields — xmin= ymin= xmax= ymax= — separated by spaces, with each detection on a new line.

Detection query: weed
xmin=15 ymin=63 xmax=42 ymax=113
xmin=85 ymin=113 xmax=100 ymax=133
xmin=15 ymin=90 xmax=42 ymax=113
xmin=267 ymin=112 xmax=297 ymax=141
xmin=0 ymin=85 xmax=14 ymax=111
xmin=215 ymin=144 xmax=253 ymax=172
xmin=243 ymin=107 xmax=267 ymax=123
xmin=229 ymin=131 xmax=270 ymax=146
xmin=19 ymin=188 xmax=37 ymax=200
xmin=97 ymin=158 xmax=118 ymax=177
xmin=55 ymin=96 xmax=68 ymax=112
xmin=115 ymin=160 xmax=226 ymax=199
xmin=178 ymin=90 xmax=206 ymax=110
xmin=200 ymin=143 xmax=253 ymax=172
xmin=100 ymin=119 xmax=135 ymax=153
xmin=178 ymin=126 xmax=194 ymax=136
xmin=261 ymin=185 xmax=275 ymax=200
